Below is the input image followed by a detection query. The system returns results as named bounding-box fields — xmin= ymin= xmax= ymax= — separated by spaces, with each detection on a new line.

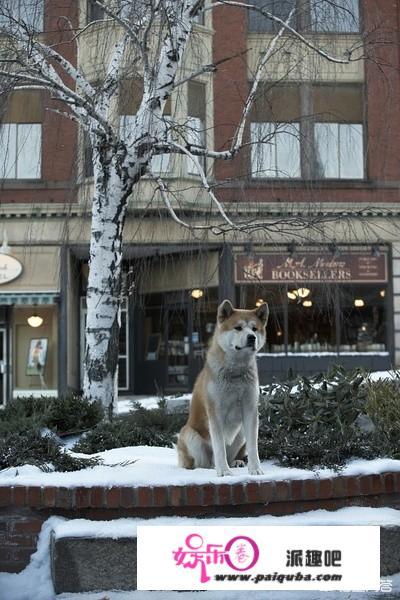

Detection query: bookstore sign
xmin=235 ymin=253 xmax=388 ymax=284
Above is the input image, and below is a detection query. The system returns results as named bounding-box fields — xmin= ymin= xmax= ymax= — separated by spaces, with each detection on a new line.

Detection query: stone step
xmin=51 ymin=524 xmax=400 ymax=594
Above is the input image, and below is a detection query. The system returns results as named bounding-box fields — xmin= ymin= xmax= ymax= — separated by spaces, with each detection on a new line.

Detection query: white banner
xmin=137 ymin=525 xmax=380 ymax=591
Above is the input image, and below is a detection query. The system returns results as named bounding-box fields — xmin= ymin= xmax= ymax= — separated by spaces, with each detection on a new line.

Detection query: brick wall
xmin=0 ymin=472 xmax=399 ymax=573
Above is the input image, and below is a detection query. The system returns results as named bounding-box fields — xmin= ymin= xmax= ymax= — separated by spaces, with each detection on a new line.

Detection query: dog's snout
xmin=247 ymin=334 xmax=256 ymax=346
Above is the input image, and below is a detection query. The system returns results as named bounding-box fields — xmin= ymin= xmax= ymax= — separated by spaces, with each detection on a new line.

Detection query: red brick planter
xmin=0 ymin=471 xmax=399 ymax=573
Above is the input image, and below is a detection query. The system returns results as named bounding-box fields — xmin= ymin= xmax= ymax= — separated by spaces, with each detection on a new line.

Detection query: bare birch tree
xmin=0 ymin=0 xmax=366 ymax=415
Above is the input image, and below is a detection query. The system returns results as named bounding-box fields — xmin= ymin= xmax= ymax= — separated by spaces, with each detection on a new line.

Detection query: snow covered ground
xmin=0 ymin=508 xmax=399 ymax=600
xmin=0 ymin=446 xmax=400 ymax=488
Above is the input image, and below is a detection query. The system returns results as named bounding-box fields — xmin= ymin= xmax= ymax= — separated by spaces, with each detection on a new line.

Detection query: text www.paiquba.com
xmin=215 ymin=572 xmax=343 ymax=583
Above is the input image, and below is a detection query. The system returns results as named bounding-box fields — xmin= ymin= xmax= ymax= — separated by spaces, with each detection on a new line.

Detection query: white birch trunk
xmin=83 ymin=141 xmax=130 ymax=418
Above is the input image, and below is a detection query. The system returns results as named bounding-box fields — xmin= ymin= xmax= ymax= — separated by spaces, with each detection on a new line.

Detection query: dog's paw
xmin=216 ymin=467 xmax=233 ymax=477
xmin=230 ymin=460 xmax=246 ymax=468
xmin=248 ymin=465 xmax=264 ymax=475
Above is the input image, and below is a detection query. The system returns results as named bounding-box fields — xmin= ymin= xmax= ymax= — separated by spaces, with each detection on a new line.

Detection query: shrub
xmin=365 ymin=377 xmax=400 ymax=459
xmin=74 ymin=399 xmax=187 ymax=454
xmin=257 ymin=367 xmax=379 ymax=470
xmin=0 ymin=431 xmax=101 ymax=472
xmin=0 ymin=393 xmax=103 ymax=436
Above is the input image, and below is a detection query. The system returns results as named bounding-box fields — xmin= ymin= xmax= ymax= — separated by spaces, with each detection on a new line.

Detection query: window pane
xmin=314 ymin=123 xmax=339 ymax=178
xmin=16 ymin=124 xmax=41 ymax=178
xmin=276 ymin=124 xmax=300 ymax=177
xmin=151 ymin=117 xmax=171 ymax=175
xmin=87 ymin=0 xmax=104 ymax=23
xmin=251 ymin=122 xmax=275 ymax=178
xmin=119 ymin=310 xmax=127 ymax=355
xmin=20 ymin=0 xmax=43 ymax=31
xmin=339 ymin=286 xmax=387 ymax=352
xmin=186 ymin=117 xmax=205 ymax=175
xmin=287 ymin=286 xmax=337 ymax=353
xmin=311 ymin=0 xmax=359 ymax=33
xmin=339 ymin=124 xmax=363 ymax=179
xmin=248 ymin=0 xmax=295 ymax=33
xmin=0 ymin=124 xmax=17 ymax=179
xmin=118 ymin=358 xmax=127 ymax=389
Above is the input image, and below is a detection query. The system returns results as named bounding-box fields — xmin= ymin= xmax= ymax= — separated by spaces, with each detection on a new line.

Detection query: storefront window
xmin=236 ymin=281 xmax=388 ymax=355
xmin=339 ymin=285 xmax=387 ymax=352
xmin=287 ymin=285 xmax=336 ymax=353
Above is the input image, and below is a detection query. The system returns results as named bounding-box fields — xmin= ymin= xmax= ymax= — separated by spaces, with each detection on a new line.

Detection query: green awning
xmin=0 ymin=292 xmax=59 ymax=305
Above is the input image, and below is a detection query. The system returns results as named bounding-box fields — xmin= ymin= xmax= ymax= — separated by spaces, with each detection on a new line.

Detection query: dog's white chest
xmin=208 ymin=378 xmax=251 ymax=442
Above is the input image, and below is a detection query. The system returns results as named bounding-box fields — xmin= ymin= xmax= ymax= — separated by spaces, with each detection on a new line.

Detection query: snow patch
xmin=53 ymin=506 xmax=400 ymax=540
xmin=0 ymin=446 xmax=399 ymax=488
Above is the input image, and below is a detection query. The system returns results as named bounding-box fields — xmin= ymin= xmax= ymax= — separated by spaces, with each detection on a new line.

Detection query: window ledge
xmin=0 ymin=180 xmax=73 ymax=190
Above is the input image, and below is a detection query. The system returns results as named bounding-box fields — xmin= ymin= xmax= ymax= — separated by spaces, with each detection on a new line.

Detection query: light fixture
xmin=297 ymin=287 xmax=310 ymax=299
xmin=191 ymin=289 xmax=204 ymax=299
xmin=287 ymin=290 xmax=297 ymax=300
xmin=354 ymin=298 xmax=365 ymax=308
xmin=255 ymin=298 xmax=264 ymax=307
xmin=328 ymin=240 xmax=341 ymax=258
xmin=380 ymin=289 xmax=386 ymax=298
xmin=287 ymin=240 xmax=296 ymax=257
xmin=27 ymin=314 xmax=43 ymax=328
xmin=303 ymin=300 xmax=312 ymax=308
xmin=371 ymin=244 xmax=381 ymax=258
xmin=277 ymin=330 xmax=283 ymax=337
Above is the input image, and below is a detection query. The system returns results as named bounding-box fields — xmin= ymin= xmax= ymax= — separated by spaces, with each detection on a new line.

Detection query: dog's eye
xmin=252 ymin=327 xmax=258 ymax=332
xmin=234 ymin=326 xmax=242 ymax=331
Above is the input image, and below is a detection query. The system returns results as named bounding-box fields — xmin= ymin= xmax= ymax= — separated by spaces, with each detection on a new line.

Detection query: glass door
xmin=0 ymin=328 xmax=7 ymax=406
xmin=165 ymin=304 xmax=189 ymax=391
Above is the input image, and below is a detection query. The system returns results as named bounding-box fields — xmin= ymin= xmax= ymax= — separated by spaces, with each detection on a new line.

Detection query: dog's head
xmin=216 ymin=299 xmax=269 ymax=355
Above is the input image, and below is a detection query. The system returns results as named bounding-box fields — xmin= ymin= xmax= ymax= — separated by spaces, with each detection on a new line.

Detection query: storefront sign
xmin=235 ymin=253 xmax=388 ymax=284
xmin=0 ymin=254 xmax=23 ymax=284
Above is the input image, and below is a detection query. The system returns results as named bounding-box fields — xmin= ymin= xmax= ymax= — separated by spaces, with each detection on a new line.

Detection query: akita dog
xmin=177 ymin=299 xmax=268 ymax=477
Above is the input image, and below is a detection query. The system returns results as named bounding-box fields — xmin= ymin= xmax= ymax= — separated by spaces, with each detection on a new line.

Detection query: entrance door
xmin=0 ymin=328 xmax=7 ymax=406
xmin=165 ymin=304 xmax=190 ymax=392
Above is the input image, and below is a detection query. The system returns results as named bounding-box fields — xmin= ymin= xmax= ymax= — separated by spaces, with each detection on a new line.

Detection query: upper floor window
xmin=248 ymin=0 xmax=295 ymax=33
xmin=0 ymin=123 xmax=41 ymax=179
xmin=186 ymin=81 xmax=206 ymax=175
xmin=247 ymin=0 xmax=359 ymax=33
xmin=251 ymin=122 xmax=301 ymax=178
xmin=0 ymin=0 xmax=44 ymax=31
xmin=314 ymin=123 xmax=363 ymax=179
xmin=87 ymin=0 xmax=104 ymax=23
xmin=0 ymin=89 xmax=43 ymax=180
xmin=311 ymin=0 xmax=359 ymax=33
xmin=250 ymin=83 xmax=364 ymax=180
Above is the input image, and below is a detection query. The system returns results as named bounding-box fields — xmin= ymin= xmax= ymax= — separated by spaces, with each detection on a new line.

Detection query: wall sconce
xmin=191 ymin=289 xmax=204 ymax=299
xmin=287 ymin=287 xmax=310 ymax=300
xmin=303 ymin=300 xmax=313 ymax=308
xmin=287 ymin=240 xmax=296 ymax=257
xmin=380 ymin=289 xmax=386 ymax=298
xmin=371 ymin=244 xmax=381 ymax=258
xmin=354 ymin=298 xmax=365 ymax=308
xmin=27 ymin=313 xmax=43 ymax=328
xmin=255 ymin=298 xmax=264 ymax=307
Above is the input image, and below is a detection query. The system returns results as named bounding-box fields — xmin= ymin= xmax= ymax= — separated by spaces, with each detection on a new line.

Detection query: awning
xmin=0 ymin=292 xmax=59 ymax=305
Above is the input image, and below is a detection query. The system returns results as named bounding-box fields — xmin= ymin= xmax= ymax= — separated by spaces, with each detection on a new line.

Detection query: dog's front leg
xmin=208 ymin=414 xmax=232 ymax=477
xmin=242 ymin=404 xmax=264 ymax=475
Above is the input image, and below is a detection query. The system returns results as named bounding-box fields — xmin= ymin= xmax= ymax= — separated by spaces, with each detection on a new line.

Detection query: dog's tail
xmin=176 ymin=429 xmax=195 ymax=469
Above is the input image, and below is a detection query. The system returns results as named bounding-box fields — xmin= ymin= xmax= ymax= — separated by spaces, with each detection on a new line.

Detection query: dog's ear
xmin=218 ymin=299 xmax=234 ymax=322
xmin=255 ymin=302 xmax=269 ymax=325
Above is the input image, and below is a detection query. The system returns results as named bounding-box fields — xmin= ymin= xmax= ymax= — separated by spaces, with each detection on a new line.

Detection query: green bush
xmin=74 ymin=399 xmax=187 ymax=454
xmin=0 ymin=393 xmax=103 ymax=436
xmin=258 ymin=367 xmax=381 ymax=470
xmin=0 ymin=394 xmax=104 ymax=472
xmin=365 ymin=377 xmax=400 ymax=459
xmin=0 ymin=431 xmax=101 ymax=472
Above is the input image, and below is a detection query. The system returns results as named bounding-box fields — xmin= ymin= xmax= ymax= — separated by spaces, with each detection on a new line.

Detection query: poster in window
xmin=26 ymin=338 xmax=48 ymax=376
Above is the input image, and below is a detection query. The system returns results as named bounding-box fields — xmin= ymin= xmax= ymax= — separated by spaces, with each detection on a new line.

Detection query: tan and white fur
xmin=177 ymin=299 xmax=268 ymax=477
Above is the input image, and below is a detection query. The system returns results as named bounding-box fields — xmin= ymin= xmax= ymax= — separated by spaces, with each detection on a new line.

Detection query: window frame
xmin=0 ymin=122 xmax=42 ymax=180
